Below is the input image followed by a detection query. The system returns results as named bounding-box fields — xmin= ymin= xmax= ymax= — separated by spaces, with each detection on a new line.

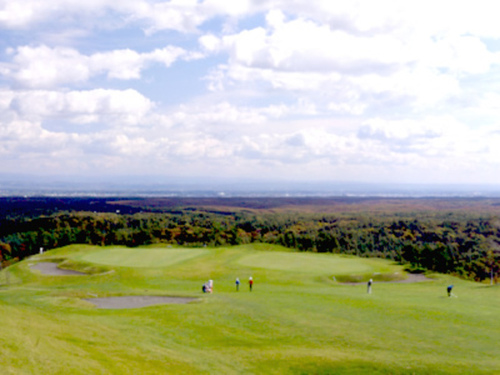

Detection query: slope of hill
xmin=1 ymin=244 xmax=499 ymax=374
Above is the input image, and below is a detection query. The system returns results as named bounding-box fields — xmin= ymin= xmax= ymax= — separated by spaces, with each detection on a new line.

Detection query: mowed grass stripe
xmin=79 ymin=248 xmax=208 ymax=268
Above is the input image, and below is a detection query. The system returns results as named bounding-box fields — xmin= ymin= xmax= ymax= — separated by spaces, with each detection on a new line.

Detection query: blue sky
xmin=1 ymin=0 xmax=500 ymax=186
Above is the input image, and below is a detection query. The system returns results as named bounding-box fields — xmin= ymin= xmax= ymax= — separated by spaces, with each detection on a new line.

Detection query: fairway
xmin=78 ymin=247 xmax=208 ymax=268
xmin=238 ymin=251 xmax=399 ymax=275
xmin=1 ymin=243 xmax=500 ymax=374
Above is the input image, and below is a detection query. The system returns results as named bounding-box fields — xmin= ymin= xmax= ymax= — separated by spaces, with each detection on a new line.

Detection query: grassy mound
xmin=78 ymin=247 xmax=209 ymax=268
xmin=0 ymin=244 xmax=499 ymax=374
xmin=238 ymin=251 xmax=405 ymax=282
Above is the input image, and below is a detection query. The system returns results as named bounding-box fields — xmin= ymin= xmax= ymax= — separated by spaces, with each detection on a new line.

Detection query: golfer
xmin=235 ymin=277 xmax=240 ymax=291
xmin=249 ymin=276 xmax=253 ymax=292
xmin=447 ymin=285 xmax=453 ymax=297
xmin=367 ymin=279 xmax=373 ymax=294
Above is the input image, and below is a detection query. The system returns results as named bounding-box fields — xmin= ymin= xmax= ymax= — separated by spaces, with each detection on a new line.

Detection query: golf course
xmin=1 ymin=243 xmax=499 ymax=374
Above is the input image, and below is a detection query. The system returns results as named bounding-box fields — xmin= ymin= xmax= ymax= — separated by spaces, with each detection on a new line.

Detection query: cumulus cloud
xmin=0 ymin=118 xmax=87 ymax=174
xmin=3 ymin=88 xmax=153 ymax=125
xmin=2 ymin=45 xmax=188 ymax=88
xmin=134 ymin=0 xmax=210 ymax=35
xmin=0 ymin=0 xmax=251 ymax=33
xmin=0 ymin=0 xmax=142 ymax=30
xmin=5 ymin=45 xmax=91 ymax=88
xmin=213 ymin=5 xmax=496 ymax=75
xmin=0 ymin=0 xmax=48 ymax=28
xmin=219 ymin=14 xmax=409 ymax=73
xmin=3 ymin=0 xmax=500 ymax=39
xmin=200 ymin=7 xmax=500 ymax=113
xmin=2 ymin=1 xmax=500 ymax=183
xmin=356 ymin=116 xmax=491 ymax=160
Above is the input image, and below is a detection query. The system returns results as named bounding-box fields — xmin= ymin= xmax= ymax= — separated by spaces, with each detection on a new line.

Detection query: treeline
xmin=1 ymin=210 xmax=500 ymax=282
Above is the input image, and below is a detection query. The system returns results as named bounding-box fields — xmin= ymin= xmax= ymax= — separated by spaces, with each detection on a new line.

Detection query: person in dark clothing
xmin=447 ymin=285 xmax=453 ymax=297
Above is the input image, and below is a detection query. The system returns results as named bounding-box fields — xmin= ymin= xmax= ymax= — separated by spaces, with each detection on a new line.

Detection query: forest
xmin=1 ymin=196 xmax=500 ymax=282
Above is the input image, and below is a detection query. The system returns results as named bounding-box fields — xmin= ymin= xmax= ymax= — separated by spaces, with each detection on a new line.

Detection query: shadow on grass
xmin=289 ymin=360 xmax=451 ymax=375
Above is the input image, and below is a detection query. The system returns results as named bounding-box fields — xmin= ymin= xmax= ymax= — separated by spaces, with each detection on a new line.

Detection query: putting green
xmin=79 ymin=248 xmax=208 ymax=268
xmin=238 ymin=251 xmax=395 ymax=274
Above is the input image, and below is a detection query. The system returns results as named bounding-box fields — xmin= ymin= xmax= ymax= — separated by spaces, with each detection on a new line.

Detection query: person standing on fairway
xmin=235 ymin=277 xmax=240 ymax=291
xmin=447 ymin=285 xmax=453 ymax=297
xmin=367 ymin=279 xmax=373 ymax=294
xmin=249 ymin=276 xmax=253 ymax=292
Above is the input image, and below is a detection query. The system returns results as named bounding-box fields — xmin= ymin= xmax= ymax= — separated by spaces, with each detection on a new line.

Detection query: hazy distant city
xmin=1 ymin=174 xmax=499 ymax=198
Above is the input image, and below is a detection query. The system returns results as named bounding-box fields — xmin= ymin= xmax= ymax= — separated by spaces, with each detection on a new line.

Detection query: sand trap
xmin=30 ymin=262 xmax=86 ymax=276
xmin=341 ymin=273 xmax=432 ymax=285
xmin=84 ymin=296 xmax=198 ymax=309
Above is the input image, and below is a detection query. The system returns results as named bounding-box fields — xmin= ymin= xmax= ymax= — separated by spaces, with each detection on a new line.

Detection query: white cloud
xmin=357 ymin=116 xmax=490 ymax=160
xmin=111 ymin=134 xmax=152 ymax=157
xmin=199 ymin=34 xmax=223 ymax=53
xmin=0 ymin=0 xmax=141 ymax=29
xmin=201 ymin=7 xmax=500 ymax=113
xmin=2 ymin=45 xmax=188 ymax=88
xmin=6 ymin=45 xmax=91 ymax=88
xmin=0 ymin=118 xmax=84 ymax=171
xmin=3 ymin=1 xmax=500 ymax=184
xmin=0 ymin=1 xmax=47 ymax=28
xmin=3 ymin=0 xmax=500 ymax=40
xmin=90 ymin=46 xmax=187 ymax=80
xmin=4 ymin=88 xmax=153 ymax=125
xmin=136 ymin=0 xmax=210 ymax=35
xmin=0 ymin=0 xmax=243 ymax=33
xmin=477 ymin=93 xmax=500 ymax=112
xmin=89 ymin=49 xmax=144 ymax=80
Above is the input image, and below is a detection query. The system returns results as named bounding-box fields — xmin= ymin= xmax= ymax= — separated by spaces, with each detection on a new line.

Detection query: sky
xmin=1 ymin=0 xmax=500 ymax=187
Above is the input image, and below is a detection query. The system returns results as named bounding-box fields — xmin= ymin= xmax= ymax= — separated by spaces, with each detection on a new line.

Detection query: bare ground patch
xmin=30 ymin=262 xmax=86 ymax=276
xmin=84 ymin=296 xmax=198 ymax=309
xmin=341 ymin=273 xmax=433 ymax=285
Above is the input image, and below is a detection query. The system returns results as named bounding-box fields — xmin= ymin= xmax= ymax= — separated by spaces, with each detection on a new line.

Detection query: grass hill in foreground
xmin=0 ymin=243 xmax=499 ymax=374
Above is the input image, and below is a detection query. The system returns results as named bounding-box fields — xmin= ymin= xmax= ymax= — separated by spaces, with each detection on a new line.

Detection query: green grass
xmin=237 ymin=251 xmax=404 ymax=281
xmin=78 ymin=247 xmax=209 ymax=268
xmin=1 ymin=243 xmax=499 ymax=374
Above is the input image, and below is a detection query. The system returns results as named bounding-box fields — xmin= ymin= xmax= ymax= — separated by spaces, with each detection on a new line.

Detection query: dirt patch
xmin=84 ymin=296 xmax=198 ymax=309
xmin=30 ymin=262 xmax=86 ymax=276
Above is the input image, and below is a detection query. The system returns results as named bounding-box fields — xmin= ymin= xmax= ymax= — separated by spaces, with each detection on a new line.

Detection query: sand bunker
xmin=84 ymin=296 xmax=197 ymax=309
xmin=30 ymin=262 xmax=86 ymax=276
xmin=341 ymin=273 xmax=432 ymax=285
